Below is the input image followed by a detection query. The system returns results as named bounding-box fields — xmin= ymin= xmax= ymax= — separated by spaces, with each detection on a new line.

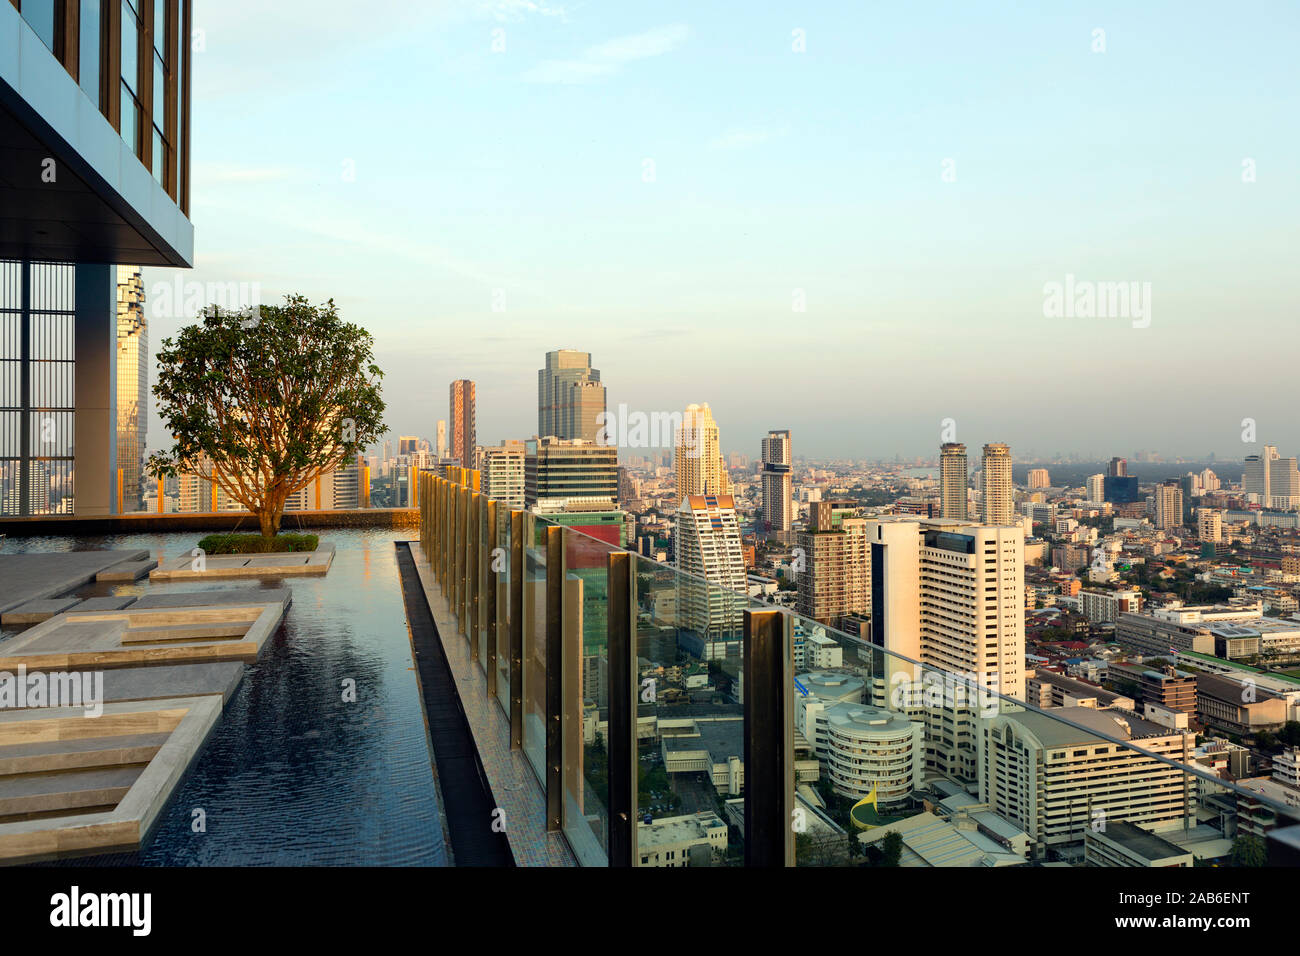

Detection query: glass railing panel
xmin=477 ymin=500 xmax=489 ymax=671
xmin=561 ymin=527 xmax=618 ymax=866
xmin=784 ymin=610 xmax=1300 ymax=867
xmin=495 ymin=511 xmax=512 ymax=714
xmin=521 ymin=512 xmax=548 ymax=784
xmin=630 ymin=552 xmax=755 ymax=866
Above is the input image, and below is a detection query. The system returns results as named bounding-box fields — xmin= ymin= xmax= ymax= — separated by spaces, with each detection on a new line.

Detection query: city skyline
xmin=138 ymin=0 xmax=1300 ymax=460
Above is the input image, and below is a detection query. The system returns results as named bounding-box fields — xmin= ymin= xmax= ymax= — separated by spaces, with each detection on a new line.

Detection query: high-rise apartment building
xmin=1108 ymin=457 xmax=1129 ymax=478
xmin=675 ymin=494 xmax=747 ymax=656
xmin=538 ymin=349 xmax=605 ymax=443
xmin=981 ymin=443 xmax=1014 ymax=526
xmin=866 ymin=516 xmax=1025 ymax=781
xmin=1154 ymin=481 xmax=1184 ymax=531
xmin=449 ymin=380 xmax=476 ymax=469
xmin=1086 ymin=473 xmax=1105 ymax=503
xmin=398 ymin=436 xmax=420 ymax=456
xmin=436 ymin=420 xmax=447 ymax=459
xmin=1198 ymin=508 xmax=1223 ymax=542
xmin=939 ymin=443 xmax=968 ymax=520
xmin=115 ymin=266 xmax=148 ymax=511
xmin=760 ymin=429 xmax=793 ymax=536
xmin=1027 ymin=468 xmax=1050 ymax=489
xmin=675 ymin=403 xmax=731 ymax=500
xmin=796 ymin=501 xmax=869 ymax=626
xmin=480 ymin=441 xmax=526 ymax=511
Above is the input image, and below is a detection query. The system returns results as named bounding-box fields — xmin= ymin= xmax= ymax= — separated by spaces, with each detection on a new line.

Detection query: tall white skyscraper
xmin=1086 ymin=473 xmax=1105 ymax=503
xmin=436 ymin=420 xmax=447 ymax=459
xmin=865 ymin=516 xmax=1025 ymax=782
xmin=980 ymin=442 xmax=1013 ymax=526
xmin=760 ymin=429 xmax=792 ymax=535
xmin=1244 ymin=444 xmax=1278 ymax=503
xmin=939 ymin=443 xmax=968 ymax=520
xmin=675 ymin=493 xmax=747 ymax=656
xmin=674 ymin=403 xmax=731 ymax=500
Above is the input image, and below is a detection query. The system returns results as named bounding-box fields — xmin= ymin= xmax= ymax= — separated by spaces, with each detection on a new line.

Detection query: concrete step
xmin=0 ymin=733 xmax=169 ymax=776
xmin=95 ymin=559 xmax=157 ymax=583
xmin=1 ymin=598 xmax=81 ymax=626
xmin=122 ymin=622 xmax=248 ymax=644
xmin=0 ymin=766 xmax=143 ymax=818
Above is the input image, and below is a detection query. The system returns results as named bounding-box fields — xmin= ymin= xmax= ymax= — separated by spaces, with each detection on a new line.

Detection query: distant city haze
xmin=143 ymin=0 xmax=1300 ymax=459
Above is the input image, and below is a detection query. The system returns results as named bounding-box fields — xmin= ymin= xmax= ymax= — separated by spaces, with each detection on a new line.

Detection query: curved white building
xmin=823 ymin=704 xmax=924 ymax=807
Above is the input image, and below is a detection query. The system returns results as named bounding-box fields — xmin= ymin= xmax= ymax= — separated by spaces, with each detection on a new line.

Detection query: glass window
xmin=79 ymin=0 xmax=102 ymax=109
xmin=120 ymin=82 xmax=138 ymax=155
xmin=153 ymin=51 xmax=165 ymax=121
xmin=153 ymin=0 xmax=167 ymax=57
xmin=21 ymin=0 xmax=57 ymax=52
xmin=152 ymin=128 xmax=166 ymax=186
xmin=121 ymin=0 xmax=139 ymax=92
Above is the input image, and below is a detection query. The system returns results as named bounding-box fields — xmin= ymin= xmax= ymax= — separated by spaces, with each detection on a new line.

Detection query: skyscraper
xmin=1027 ymin=468 xmax=1050 ymax=489
xmin=1269 ymin=455 xmax=1300 ymax=509
xmin=1154 ymin=481 xmax=1184 ymax=531
xmin=675 ymin=403 xmax=731 ymax=499
xmin=866 ymin=516 xmax=1025 ymax=782
xmin=760 ymin=429 xmax=792 ymax=536
xmin=796 ymin=500 xmax=869 ymax=626
xmin=449 ymin=379 xmax=476 ymax=468
xmin=939 ymin=443 xmax=968 ymax=520
xmin=1086 ymin=473 xmax=1105 ymax=503
xmin=436 ymin=420 xmax=447 ymax=459
xmin=1243 ymin=446 xmax=1276 ymax=503
xmin=115 ymin=266 xmax=148 ymax=512
xmin=675 ymin=494 xmax=747 ymax=655
xmin=981 ymin=442 xmax=1013 ymax=526
xmin=1108 ymin=457 xmax=1129 ymax=478
xmin=538 ymin=349 xmax=605 ymax=443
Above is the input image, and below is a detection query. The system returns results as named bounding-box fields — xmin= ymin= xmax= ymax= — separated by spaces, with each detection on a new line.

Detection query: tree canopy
xmin=148 ymin=295 xmax=386 ymax=538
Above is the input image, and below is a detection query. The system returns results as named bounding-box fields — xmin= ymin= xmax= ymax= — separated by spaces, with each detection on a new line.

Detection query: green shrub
xmin=197 ymin=532 xmax=319 ymax=555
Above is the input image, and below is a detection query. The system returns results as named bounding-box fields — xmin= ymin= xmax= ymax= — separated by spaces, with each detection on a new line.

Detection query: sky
xmin=141 ymin=0 xmax=1300 ymax=462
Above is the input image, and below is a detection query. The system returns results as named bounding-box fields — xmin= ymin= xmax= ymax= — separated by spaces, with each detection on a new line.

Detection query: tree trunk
xmin=258 ymin=508 xmax=276 ymax=540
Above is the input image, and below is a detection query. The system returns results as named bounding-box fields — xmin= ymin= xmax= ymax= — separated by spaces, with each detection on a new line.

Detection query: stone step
xmin=0 ymin=766 xmax=143 ymax=818
xmin=0 ymin=733 xmax=169 ymax=776
xmin=1 ymin=598 xmax=81 ymax=626
xmin=121 ymin=622 xmax=248 ymax=644
xmin=95 ymin=559 xmax=158 ymax=583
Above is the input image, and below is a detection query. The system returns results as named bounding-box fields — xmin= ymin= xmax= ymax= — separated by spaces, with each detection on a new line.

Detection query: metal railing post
xmin=607 ymin=551 xmax=638 ymax=867
xmin=744 ymin=608 xmax=795 ymax=867
xmin=545 ymin=524 xmax=565 ymax=832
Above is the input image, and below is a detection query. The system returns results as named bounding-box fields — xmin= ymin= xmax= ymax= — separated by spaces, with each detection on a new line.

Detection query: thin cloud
xmin=523 ymin=23 xmax=690 ymax=84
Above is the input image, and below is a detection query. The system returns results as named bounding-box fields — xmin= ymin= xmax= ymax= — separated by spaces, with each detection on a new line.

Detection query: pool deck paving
xmin=0 ymin=549 xmax=299 ymax=863
xmin=0 ymin=550 xmax=152 ymax=614
xmin=149 ymin=543 xmax=334 ymax=581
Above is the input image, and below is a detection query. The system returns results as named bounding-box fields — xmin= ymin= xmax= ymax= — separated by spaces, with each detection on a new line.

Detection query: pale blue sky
xmin=143 ymin=0 xmax=1300 ymax=461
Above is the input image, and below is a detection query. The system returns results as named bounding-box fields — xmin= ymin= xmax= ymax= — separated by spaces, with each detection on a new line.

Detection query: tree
xmin=149 ymin=296 xmax=385 ymax=539
xmin=879 ymin=830 xmax=903 ymax=867
xmin=1230 ymin=834 xmax=1267 ymax=868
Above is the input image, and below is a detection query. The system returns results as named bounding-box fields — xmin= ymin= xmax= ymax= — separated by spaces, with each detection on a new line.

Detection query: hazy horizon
xmin=142 ymin=0 xmax=1300 ymax=460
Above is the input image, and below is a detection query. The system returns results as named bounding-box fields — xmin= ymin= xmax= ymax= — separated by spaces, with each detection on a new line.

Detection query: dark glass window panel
xmin=21 ymin=0 xmax=57 ymax=52
xmin=121 ymin=0 xmax=139 ymax=92
xmin=120 ymin=82 xmax=138 ymax=155
xmin=80 ymin=0 xmax=102 ymax=109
